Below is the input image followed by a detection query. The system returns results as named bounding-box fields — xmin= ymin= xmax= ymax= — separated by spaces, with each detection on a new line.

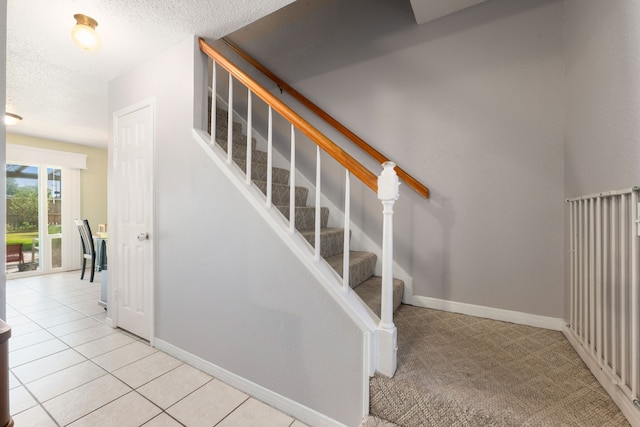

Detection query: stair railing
xmin=199 ymin=37 xmax=400 ymax=376
xmin=220 ymin=37 xmax=430 ymax=200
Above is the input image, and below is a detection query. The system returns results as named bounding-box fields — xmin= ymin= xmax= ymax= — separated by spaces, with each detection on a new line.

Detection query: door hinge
xmin=114 ymin=290 xmax=118 ymax=300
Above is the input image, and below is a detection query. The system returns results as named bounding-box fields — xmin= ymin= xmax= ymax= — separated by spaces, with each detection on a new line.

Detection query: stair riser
xmin=328 ymin=251 xmax=377 ymax=289
xmin=213 ymin=119 xmax=242 ymax=133
xmin=276 ymin=206 xmax=329 ymax=231
xmin=301 ymin=229 xmax=347 ymax=259
xmin=216 ymin=130 xmax=257 ymax=148
xmin=230 ymin=149 xmax=268 ymax=165
xmin=207 ymin=107 xmax=242 ymax=132
xmin=254 ymin=181 xmax=308 ymax=207
xmin=353 ymin=277 xmax=404 ymax=316
xmin=234 ymin=160 xmax=290 ymax=186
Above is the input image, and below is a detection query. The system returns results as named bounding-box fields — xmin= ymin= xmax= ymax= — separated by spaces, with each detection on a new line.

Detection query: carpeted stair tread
xmin=234 ymin=159 xmax=290 ymax=185
xmin=353 ymin=276 xmax=404 ymax=317
xmin=326 ymin=251 xmax=377 ymax=289
xmin=254 ymin=180 xmax=308 ymax=207
xmin=214 ymin=108 xmax=242 ymax=129
xmin=275 ymin=205 xmax=329 ymax=230
xmin=215 ymin=127 xmax=258 ymax=146
xmin=216 ymin=135 xmax=257 ymax=150
xmin=207 ymin=107 xmax=243 ymax=133
xmin=228 ymin=148 xmax=268 ymax=165
xmin=369 ymin=304 xmax=631 ymax=427
xmin=300 ymin=228 xmax=347 ymax=259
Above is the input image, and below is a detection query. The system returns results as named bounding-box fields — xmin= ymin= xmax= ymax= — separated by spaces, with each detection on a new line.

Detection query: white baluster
xmin=210 ymin=62 xmax=216 ymax=145
xmin=589 ymin=199 xmax=595 ymax=355
xmin=343 ymin=171 xmax=350 ymax=290
xmin=621 ymin=195 xmax=627 ymax=385
xmin=611 ymin=197 xmax=617 ymax=375
xmin=314 ymin=146 xmax=321 ymax=260
xmin=246 ymin=91 xmax=252 ymax=185
xmin=602 ymin=198 xmax=608 ymax=367
xmin=227 ymin=73 xmax=233 ymax=164
xmin=580 ymin=200 xmax=589 ymax=342
xmin=266 ymin=107 xmax=273 ymax=207
xmin=289 ymin=125 xmax=296 ymax=233
xmin=631 ymin=190 xmax=639 ymax=397
xmin=377 ymin=161 xmax=399 ymax=377
xmin=595 ymin=197 xmax=602 ymax=360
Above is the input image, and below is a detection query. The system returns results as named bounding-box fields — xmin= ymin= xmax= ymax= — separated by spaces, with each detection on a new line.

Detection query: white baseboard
xmin=563 ymin=328 xmax=640 ymax=427
xmin=154 ymin=338 xmax=347 ymax=427
xmin=105 ymin=316 xmax=114 ymax=328
xmin=408 ymin=295 xmax=565 ymax=331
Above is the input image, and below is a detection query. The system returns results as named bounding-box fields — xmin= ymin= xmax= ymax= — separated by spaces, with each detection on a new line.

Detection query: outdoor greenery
xmin=6 ymin=174 xmax=63 ymax=261
xmin=6 ymin=231 xmax=38 ymax=251
xmin=7 ymin=186 xmax=39 ymax=231
xmin=6 ymin=226 xmax=60 ymax=252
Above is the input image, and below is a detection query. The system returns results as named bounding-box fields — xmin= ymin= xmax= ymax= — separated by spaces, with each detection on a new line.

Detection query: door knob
xmin=137 ymin=232 xmax=149 ymax=241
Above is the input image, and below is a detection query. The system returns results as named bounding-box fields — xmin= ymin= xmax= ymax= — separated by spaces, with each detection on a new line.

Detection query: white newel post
xmin=377 ymin=161 xmax=399 ymax=377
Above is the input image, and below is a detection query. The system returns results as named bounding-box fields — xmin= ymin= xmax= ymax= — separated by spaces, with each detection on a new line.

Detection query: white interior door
xmin=112 ymin=101 xmax=154 ymax=341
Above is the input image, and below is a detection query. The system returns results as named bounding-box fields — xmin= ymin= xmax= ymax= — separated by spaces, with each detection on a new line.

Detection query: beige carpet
xmin=369 ymin=305 xmax=630 ymax=427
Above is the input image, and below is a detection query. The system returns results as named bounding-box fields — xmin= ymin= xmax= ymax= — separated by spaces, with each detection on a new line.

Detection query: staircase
xmin=211 ymin=108 xmax=404 ymax=318
xmin=204 ymin=112 xmax=631 ymax=427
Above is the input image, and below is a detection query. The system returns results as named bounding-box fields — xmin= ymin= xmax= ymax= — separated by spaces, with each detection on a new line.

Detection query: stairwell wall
xmin=563 ymin=0 xmax=640 ymax=318
xmin=109 ymin=36 xmax=366 ymax=426
xmin=226 ymin=0 xmax=565 ymax=318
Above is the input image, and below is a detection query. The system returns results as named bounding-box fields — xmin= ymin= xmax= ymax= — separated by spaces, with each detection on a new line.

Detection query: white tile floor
xmin=6 ymin=271 xmax=309 ymax=427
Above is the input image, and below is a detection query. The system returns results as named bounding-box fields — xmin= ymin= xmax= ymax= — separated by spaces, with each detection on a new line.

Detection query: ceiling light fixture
xmin=71 ymin=14 xmax=101 ymax=51
xmin=4 ymin=113 xmax=23 ymax=126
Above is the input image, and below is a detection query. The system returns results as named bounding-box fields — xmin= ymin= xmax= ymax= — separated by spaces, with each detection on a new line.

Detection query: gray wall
xmin=564 ymin=0 xmax=640 ymax=197
xmin=109 ymin=37 xmax=366 ymax=426
xmin=227 ymin=0 xmax=566 ymax=317
xmin=564 ymin=0 xmax=640 ymax=315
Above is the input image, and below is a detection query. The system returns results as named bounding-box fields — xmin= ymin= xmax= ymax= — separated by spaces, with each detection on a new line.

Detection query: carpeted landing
xmin=368 ymin=305 xmax=630 ymax=427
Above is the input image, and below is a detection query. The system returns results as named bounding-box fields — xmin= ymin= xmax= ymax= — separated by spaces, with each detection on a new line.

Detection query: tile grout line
xmin=8 ymin=272 xmax=309 ymax=427
xmin=9 ymin=361 xmax=63 ymax=427
xmin=212 ymin=395 xmax=251 ymax=426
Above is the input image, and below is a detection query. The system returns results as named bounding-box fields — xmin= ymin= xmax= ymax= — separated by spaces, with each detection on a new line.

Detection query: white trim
xmin=362 ymin=331 xmax=372 ymax=414
xmin=566 ymin=186 xmax=639 ymax=202
xmin=154 ymin=338 xmax=347 ymax=427
xmin=7 ymin=144 xmax=87 ymax=169
xmin=63 ymin=168 xmax=82 ymax=270
xmin=564 ymin=328 xmax=640 ymax=426
xmin=409 ymin=294 xmax=565 ymax=331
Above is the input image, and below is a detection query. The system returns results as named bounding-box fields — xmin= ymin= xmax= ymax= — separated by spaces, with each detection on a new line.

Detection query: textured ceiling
xmin=5 ymin=0 xmax=294 ymax=148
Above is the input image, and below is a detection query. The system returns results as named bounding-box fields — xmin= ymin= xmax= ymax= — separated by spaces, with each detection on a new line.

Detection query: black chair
xmin=75 ymin=219 xmax=96 ymax=282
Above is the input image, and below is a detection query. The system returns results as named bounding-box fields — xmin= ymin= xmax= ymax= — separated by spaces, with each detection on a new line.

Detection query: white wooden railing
xmin=199 ymin=38 xmax=408 ymax=376
xmin=566 ymin=187 xmax=640 ymax=415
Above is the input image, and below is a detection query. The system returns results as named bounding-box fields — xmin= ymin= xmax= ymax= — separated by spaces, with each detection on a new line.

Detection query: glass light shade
xmin=4 ymin=113 xmax=22 ymax=126
xmin=72 ymin=14 xmax=100 ymax=51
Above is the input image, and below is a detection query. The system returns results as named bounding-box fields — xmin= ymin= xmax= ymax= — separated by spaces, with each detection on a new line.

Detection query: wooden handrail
xmin=220 ymin=37 xmax=429 ymax=199
xmin=199 ymin=38 xmax=378 ymax=193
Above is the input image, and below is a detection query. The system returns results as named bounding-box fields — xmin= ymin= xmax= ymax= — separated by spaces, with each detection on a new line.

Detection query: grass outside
xmin=6 ymin=225 xmax=62 ymax=251
xmin=6 ymin=232 xmax=38 ymax=251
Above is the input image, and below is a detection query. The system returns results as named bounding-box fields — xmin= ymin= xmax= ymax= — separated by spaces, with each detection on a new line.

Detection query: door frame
xmin=108 ymin=98 xmax=156 ymax=344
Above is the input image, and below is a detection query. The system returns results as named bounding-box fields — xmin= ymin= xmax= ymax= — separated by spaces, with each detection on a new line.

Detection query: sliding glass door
xmin=6 ymin=164 xmax=66 ymax=275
